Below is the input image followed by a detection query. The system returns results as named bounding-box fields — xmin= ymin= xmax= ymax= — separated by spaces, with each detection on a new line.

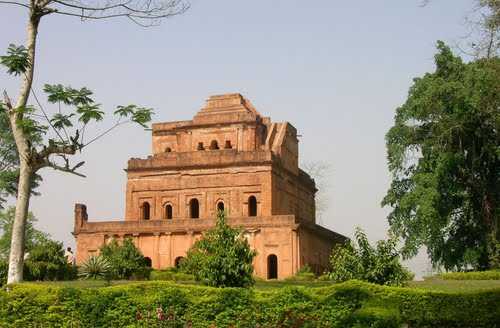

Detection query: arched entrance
xmin=142 ymin=202 xmax=150 ymax=220
xmin=144 ymin=257 xmax=152 ymax=267
xmin=248 ymin=196 xmax=257 ymax=217
xmin=189 ymin=198 xmax=199 ymax=218
xmin=267 ymin=254 xmax=278 ymax=279
xmin=174 ymin=256 xmax=184 ymax=268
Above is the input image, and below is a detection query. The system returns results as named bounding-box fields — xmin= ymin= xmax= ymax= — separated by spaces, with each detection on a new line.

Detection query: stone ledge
xmin=74 ymin=215 xmax=298 ymax=235
xmin=127 ymin=150 xmax=274 ymax=171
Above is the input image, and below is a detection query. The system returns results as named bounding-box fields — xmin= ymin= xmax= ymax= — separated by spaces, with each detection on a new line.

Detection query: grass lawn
xmin=28 ymin=278 xmax=500 ymax=292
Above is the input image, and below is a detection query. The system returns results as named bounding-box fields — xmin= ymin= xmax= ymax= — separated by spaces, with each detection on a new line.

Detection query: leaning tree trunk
xmin=6 ymin=9 xmax=39 ymax=284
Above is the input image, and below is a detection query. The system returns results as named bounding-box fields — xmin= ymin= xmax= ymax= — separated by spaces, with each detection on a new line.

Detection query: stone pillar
xmin=167 ymin=232 xmax=173 ymax=267
xmin=74 ymin=203 xmax=88 ymax=233
xmin=132 ymin=233 xmax=140 ymax=248
xmin=153 ymin=233 xmax=160 ymax=269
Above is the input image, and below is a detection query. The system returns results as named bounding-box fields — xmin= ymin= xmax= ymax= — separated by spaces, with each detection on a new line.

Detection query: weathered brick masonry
xmin=73 ymin=93 xmax=347 ymax=279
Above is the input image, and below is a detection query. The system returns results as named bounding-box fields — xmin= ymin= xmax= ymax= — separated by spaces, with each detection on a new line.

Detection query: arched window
xmin=144 ymin=257 xmax=152 ymax=267
xmin=165 ymin=204 xmax=173 ymax=219
xmin=224 ymin=140 xmax=232 ymax=149
xmin=165 ymin=147 xmax=172 ymax=152
xmin=189 ymin=198 xmax=199 ymax=219
xmin=267 ymin=254 xmax=278 ymax=279
xmin=174 ymin=256 xmax=184 ymax=268
xmin=248 ymin=196 xmax=257 ymax=217
xmin=197 ymin=142 xmax=205 ymax=150
xmin=217 ymin=201 xmax=224 ymax=212
xmin=142 ymin=202 xmax=150 ymax=220
xmin=209 ymin=140 xmax=219 ymax=150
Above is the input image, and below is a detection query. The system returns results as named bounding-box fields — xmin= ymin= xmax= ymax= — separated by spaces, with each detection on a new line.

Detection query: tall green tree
xmin=0 ymin=206 xmax=48 ymax=259
xmin=382 ymin=41 xmax=500 ymax=271
xmin=0 ymin=0 xmax=188 ymax=284
xmin=181 ymin=211 xmax=257 ymax=287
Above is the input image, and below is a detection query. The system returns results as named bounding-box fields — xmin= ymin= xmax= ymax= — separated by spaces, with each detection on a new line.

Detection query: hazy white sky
xmin=1 ymin=0 xmax=474 ymax=276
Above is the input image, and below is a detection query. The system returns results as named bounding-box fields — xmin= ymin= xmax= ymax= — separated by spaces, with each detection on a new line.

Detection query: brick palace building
xmin=73 ymin=93 xmax=347 ymax=279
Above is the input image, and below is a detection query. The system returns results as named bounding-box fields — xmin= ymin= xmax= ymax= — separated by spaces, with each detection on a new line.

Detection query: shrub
xmin=78 ymin=256 xmax=111 ymax=280
xmin=329 ymin=227 xmax=413 ymax=286
xmin=0 ymin=259 xmax=6 ymax=286
xmin=24 ymin=239 xmax=76 ymax=281
xmin=0 ymin=280 xmax=498 ymax=327
xmin=99 ymin=238 xmax=150 ymax=280
xmin=181 ymin=211 xmax=256 ymax=287
xmin=284 ymin=265 xmax=316 ymax=282
xmin=437 ymin=270 xmax=500 ymax=280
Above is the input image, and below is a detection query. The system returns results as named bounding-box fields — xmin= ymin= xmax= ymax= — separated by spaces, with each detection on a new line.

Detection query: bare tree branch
xmin=0 ymin=1 xmax=30 ymax=9
xmin=42 ymin=157 xmax=86 ymax=177
xmin=48 ymin=0 xmax=189 ymax=25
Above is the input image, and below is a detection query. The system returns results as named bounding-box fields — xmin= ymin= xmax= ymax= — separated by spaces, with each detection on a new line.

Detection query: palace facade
xmin=73 ymin=93 xmax=347 ymax=279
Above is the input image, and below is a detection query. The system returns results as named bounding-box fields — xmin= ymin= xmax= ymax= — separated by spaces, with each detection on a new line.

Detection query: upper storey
xmin=133 ymin=93 xmax=299 ymax=175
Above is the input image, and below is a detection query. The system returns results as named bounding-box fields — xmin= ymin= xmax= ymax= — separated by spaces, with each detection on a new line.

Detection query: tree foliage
xmin=0 ymin=0 xmax=187 ymax=284
xmin=0 ymin=206 xmax=48 ymax=259
xmin=99 ymin=238 xmax=150 ymax=280
xmin=382 ymin=41 xmax=500 ymax=271
xmin=328 ymin=227 xmax=413 ymax=286
xmin=181 ymin=211 xmax=257 ymax=287
xmin=24 ymin=238 xmax=76 ymax=281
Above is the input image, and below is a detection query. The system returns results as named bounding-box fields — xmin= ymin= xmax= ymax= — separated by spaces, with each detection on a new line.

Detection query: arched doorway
xmin=248 ymin=196 xmax=257 ymax=217
xmin=217 ymin=201 xmax=224 ymax=212
xmin=189 ymin=199 xmax=199 ymax=218
xmin=267 ymin=254 xmax=278 ymax=279
xmin=209 ymin=140 xmax=219 ymax=150
xmin=174 ymin=256 xmax=184 ymax=268
xmin=142 ymin=202 xmax=150 ymax=220
xmin=165 ymin=204 xmax=173 ymax=219
xmin=144 ymin=257 xmax=152 ymax=267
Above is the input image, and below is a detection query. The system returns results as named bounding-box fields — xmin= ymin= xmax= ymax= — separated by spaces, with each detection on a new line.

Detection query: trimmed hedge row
xmin=437 ymin=270 xmax=500 ymax=280
xmin=0 ymin=280 xmax=498 ymax=327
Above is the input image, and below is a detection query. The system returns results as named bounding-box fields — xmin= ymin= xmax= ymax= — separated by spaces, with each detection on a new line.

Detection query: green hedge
xmin=437 ymin=270 xmax=500 ymax=280
xmin=0 ymin=280 xmax=498 ymax=327
xmin=149 ymin=269 xmax=195 ymax=282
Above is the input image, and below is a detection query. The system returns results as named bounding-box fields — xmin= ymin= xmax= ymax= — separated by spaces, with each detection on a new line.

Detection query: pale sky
xmin=1 ymin=0 xmax=474 ymax=277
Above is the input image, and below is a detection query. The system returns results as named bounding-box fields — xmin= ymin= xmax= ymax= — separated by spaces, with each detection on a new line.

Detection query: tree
xmin=24 ymin=238 xmax=76 ymax=281
xmin=181 ymin=211 xmax=257 ymax=287
xmin=0 ymin=0 xmax=188 ymax=284
xmin=99 ymin=237 xmax=150 ymax=280
xmin=302 ymin=161 xmax=332 ymax=223
xmin=422 ymin=0 xmax=499 ymax=57
xmin=382 ymin=42 xmax=499 ymax=271
xmin=0 ymin=206 xmax=48 ymax=259
xmin=328 ymin=227 xmax=413 ymax=286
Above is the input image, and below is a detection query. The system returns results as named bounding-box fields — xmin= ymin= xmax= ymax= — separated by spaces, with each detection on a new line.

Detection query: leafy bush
xmin=436 ymin=270 xmax=500 ymax=280
xmin=329 ymin=227 xmax=413 ymax=286
xmin=0 ymin=259 xmax=6 ymax=286
xmin=284 ymin=265 xmax=316 ymax=282
xmin=24 ymin=239 xmax=76 ymax=281
xmin=99 ymin=238 xmax=150 ymax=280
xmin=0 ymin=280 xmax=498 ymax=327
xmin=78 ymin=256 xmax=111 ymax=280
xmin=181 ymin=211 xmax=256 ymax=287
